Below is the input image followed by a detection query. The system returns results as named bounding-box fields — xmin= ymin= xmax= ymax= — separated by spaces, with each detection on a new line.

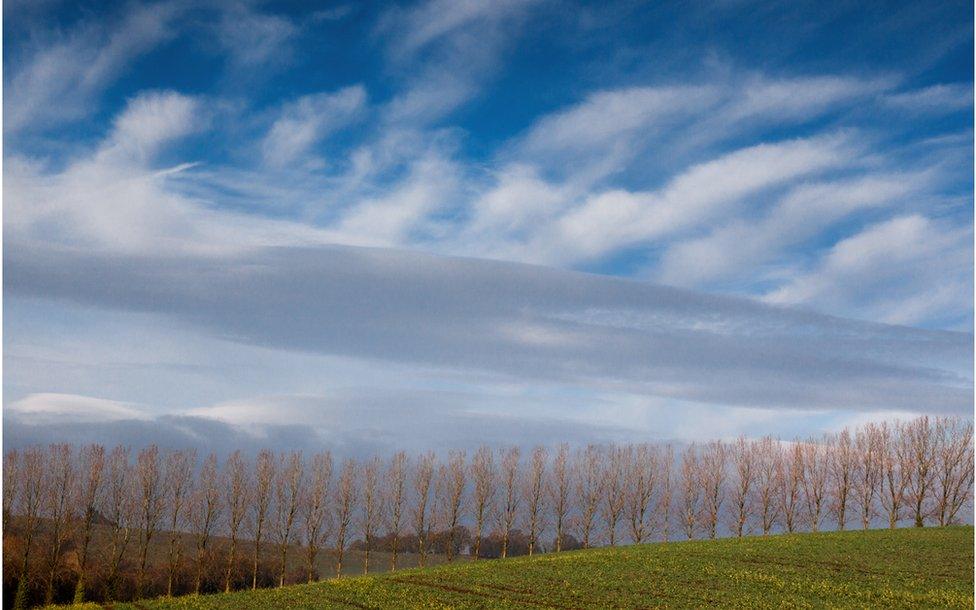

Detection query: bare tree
xmin=601 ymin=446 xmax=627 ymax=546
xmin=42 ymin=443 xmax=77 ymax=605
xmin=698 ymin=440 xmax=727 ymax=539
xmin=442 ymin=450 xmax=467 ymax=561
xmin=3 ymin=448 xmax=19 ymax=535
xmin=102 ymin=446 xmax=135 ymax=601
xmin=189 ymin=453 xmax=222 ymax=595
xmin=679 ymin=444 xmax=700 ymax=540
xmin=302 ymin=451 xmax=332 ymax=582
xmin=411 ymin=452 xmax=435 ymax=566
xmin=753 ymin=437 xmax=780 ymax=535
xmin=272 ymin=451 xmax=304 ymax=586
xmin=658 ymin=444 xmax=674 ymax=542
xmin=333 ymin=458 xmax=358 ymax=578
xmin=933 ymin=417 xmax=975 ymax=526
xmin=727 ymin=437 xmax=755 ymax=538
xmin=828 ymin=430 xmax=855 ymax=531
xmin=548 ymin=444 xmax=571 ymax=552
xmin=223 ymin=451 xmax=249 ymax=592
xmin=427 ymin=464 xmax=445 ymax=560
xmin=801 ymin=438 xmax=829 ymax=532
xmin=250 ymin=450 xmax=276 ymax=590
xmin=164 ymin=449 xmax=196 ymax=596
xmin=359 ymin=457 xmax=380 ymax=574
xmin=852 ymin=424 xmax=881 ymax=530
xmin=575 ymin=445 xmax=604 ymax=548
xmin=878 ymin=422 xmax=909 ymax=529
xmin=73 ymin=444 xmax=106 ymax=603
xmin=777 ymin=442 xmax=803 ymax=533
xmin=523 ymin=446 xmax=547 ymax=554
xmin=470 ymin=446 xmax=496 ymax=558
xmin=624 ymin=444 xmax=656 ymax=544
xmin=135 ymin=445 xmax=164 ymax=599
xmin=382 ymin=451 xmax=407 ymax=570
xmin=902 ymin=416 xmax=938 ymax=527
xmin=13 ymin=447 xmax=44 ymax=610
xmin=496 ymin=447 xmax=521 ymax=558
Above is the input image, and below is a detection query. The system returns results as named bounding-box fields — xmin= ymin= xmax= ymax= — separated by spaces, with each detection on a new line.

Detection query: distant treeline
xmin=3 ymin=414 xmax=972 ymax=608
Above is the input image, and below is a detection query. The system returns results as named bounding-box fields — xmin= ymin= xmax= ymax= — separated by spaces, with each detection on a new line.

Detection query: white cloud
xmin=187 ymin=397 xmax=309 ymax=430
xmin=656 ymin=172 xmax=926 ymax=287
xmin=721 ymin=74 xmax=894 ymax=123
xmin=383 ymin=0 xmax=537 ymax=59
xmin=383 ymin=71 xmax=481 ymax=124
xmin=8 ymin=393 xmax=150 ymax=424
xmin=510 ymin=76 xmax=891 ymax=185
xmin=216 ymin=5 xmax=297 ymax=70
xmin=445 ymin=164 xmax=572 ymax=259
xmin=468 ymin=165 xmax=568 ymax=233
xmin=4 ymin=92 xmax=336 ymax=256
xmin=545 ymin=135 xmax=853 ymax=263
xmin=4 ymin=2 xmax=179 ymax=133
xmin=765 ymin=215 xmax=973 ymax=327
xmin=378 ymin=0 xmax=540 ymax=125
xmin=328 ymin=155 xmax=463 ymax=246
xmin=311 ymin=6 xmax=355 ymax=22
xmin=106 ymin=90 xmax=201 ymax=160
xmin=261 ymin=86 xmax=367 ymax=168
xmin=824 ymin=409 xmax=926 ymax=434
xmin=882 ymin=83 xmax=973 ymax=114
xmin=520 ymin=85 xmax=717 ymax=155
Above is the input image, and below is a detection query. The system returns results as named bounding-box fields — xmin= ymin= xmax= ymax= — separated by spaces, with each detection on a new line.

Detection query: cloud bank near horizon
xmin=5 ymin=239 xmax=971 ymax=454
xmin=6 ymin=243 xmax=971 ymax=414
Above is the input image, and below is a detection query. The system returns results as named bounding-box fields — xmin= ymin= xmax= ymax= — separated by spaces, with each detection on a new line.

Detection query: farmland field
xmin=55 ymin=526 xmax=973 ymax=609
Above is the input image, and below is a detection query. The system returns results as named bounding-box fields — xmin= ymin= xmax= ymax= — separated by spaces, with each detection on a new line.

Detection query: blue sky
xmin=3 ymin=0 xmax=973 ymax=454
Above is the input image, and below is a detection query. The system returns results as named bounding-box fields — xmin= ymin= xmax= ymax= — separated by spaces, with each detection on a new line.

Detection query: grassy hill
xmin=58 ymin=526 xmax=973 ymax=609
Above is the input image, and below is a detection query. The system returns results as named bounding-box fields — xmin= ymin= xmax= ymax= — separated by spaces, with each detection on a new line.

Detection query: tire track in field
xmin=390 ymin=574 xmax=584 ymax=609
xmin=315 ymin=593 xmax=378 ymax=609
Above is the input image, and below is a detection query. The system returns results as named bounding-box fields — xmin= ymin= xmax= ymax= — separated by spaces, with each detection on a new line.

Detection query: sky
xmin=3 ymin=0 xmax=973 ymax=456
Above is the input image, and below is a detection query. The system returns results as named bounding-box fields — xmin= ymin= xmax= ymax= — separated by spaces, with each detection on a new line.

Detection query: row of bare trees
xmin=3 ymin=415 xmax=972 ymax=608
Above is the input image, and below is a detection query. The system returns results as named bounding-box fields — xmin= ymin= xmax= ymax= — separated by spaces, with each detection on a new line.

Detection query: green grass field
xmin=60 ymin=526 xmax=973 ymax=609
